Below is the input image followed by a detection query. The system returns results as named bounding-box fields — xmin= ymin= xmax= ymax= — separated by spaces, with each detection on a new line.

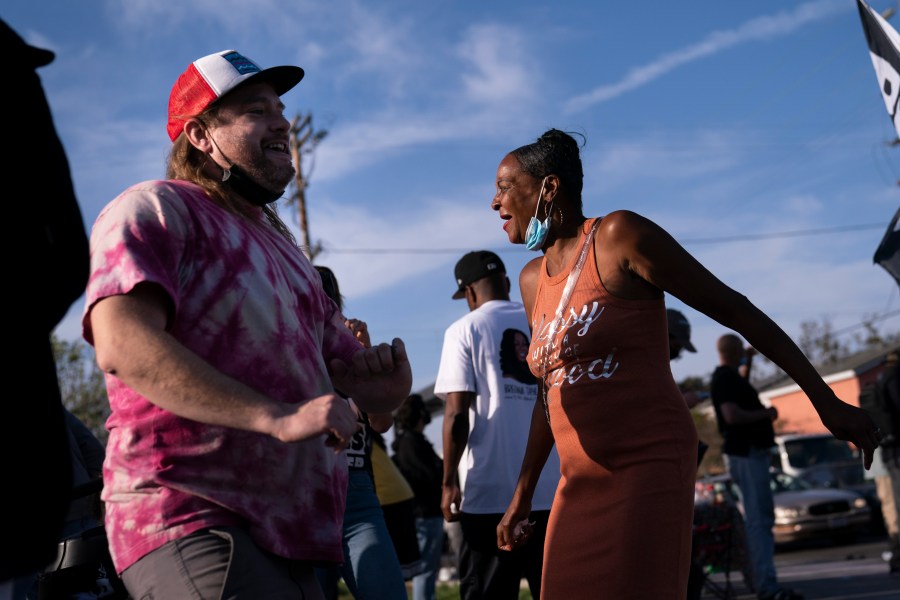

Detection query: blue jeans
xmin=412 ymin=516 xmax=445 ymax=600
xmin=726 ymin=448 xmax=778 ymax=597
xmin=318 ymin=469 xmax=408 ymax=600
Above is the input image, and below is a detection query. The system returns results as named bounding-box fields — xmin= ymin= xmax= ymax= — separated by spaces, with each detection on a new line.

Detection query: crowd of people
xmin=5 ymin=27 xmax=893 ymax=600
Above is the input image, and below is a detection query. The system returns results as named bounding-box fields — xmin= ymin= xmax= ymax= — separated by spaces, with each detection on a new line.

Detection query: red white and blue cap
xmin=167 ymin=49 xmax=304 ymax=141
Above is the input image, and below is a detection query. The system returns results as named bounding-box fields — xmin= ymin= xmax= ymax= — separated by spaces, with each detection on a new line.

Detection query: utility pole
xmin=287 ymin=112 xmax=328 ymax=260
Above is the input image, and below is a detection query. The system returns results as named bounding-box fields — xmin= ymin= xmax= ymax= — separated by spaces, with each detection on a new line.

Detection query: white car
xmin=770 ymin=432 xmax=882 ymax=530
xmin=695 ymin=470 xmax=871 ymax=545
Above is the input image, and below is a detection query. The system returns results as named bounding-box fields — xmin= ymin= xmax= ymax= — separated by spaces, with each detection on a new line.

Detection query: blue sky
xmin=8 ymin=0 xmax=900 ymax=403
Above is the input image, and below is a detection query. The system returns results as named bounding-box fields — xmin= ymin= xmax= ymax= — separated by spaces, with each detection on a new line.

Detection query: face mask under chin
xmin=224 ymin=164 xmax=285 ymax=207
xmin=208 ymin=134 xmax=288 ymax=207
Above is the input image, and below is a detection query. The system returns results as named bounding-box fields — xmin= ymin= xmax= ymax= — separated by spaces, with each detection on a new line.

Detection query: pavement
xmin=700 ymin=542 xmax=899 ymax=599
xmin=434 ymin=538 xmax=899 ymax=598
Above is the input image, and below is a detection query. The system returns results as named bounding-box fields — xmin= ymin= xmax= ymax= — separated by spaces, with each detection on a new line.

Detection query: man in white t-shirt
xmin=435 ymin=250 xmax=560 ymax=600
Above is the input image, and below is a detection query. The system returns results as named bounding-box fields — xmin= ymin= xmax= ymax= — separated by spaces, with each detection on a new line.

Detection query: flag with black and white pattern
xmin=857 ymin=0 xmax=900 ymax=139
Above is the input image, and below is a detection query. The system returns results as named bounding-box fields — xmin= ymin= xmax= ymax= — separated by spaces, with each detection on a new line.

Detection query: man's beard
xmin=238 ymin=147 xmax=295 ymax=193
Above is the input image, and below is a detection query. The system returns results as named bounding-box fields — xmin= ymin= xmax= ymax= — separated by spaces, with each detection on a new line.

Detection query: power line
xmin=678 ymin=222 xmax=885 ymax=244
xmin=317 ymin=222 xmax=888 ymax=254
xmin=829 ymin=309 xmax=900 ymax=337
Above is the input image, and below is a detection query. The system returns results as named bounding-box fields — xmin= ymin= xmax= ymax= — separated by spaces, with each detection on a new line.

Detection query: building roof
xmin=757 ymin=343 xmax=898 ymax=394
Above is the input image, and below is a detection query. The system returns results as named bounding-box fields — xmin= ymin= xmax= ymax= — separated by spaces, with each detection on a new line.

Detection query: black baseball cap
xmin=452 ymin=251 xmax=505 ymax=299
xmin=666 ymin=309 xmax=696 ymax=353
xmin=2 ymin=19 xmax=55 ymax=68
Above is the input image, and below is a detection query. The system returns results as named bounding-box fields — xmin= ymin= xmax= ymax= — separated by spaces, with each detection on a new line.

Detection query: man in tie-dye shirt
xmin=81 ymin=49 xmax=412 ymax=600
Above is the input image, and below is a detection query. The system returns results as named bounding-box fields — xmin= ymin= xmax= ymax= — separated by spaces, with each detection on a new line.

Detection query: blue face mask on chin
xmin=524 ymin=177 xmax=551 ymax=251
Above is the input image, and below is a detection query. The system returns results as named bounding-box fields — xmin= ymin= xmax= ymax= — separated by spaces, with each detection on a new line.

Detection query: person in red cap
xmin=81 ymin=50 xmax=412 ymax=599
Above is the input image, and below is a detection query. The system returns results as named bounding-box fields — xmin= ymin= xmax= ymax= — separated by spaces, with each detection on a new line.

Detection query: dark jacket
xmin=3 ymin=18 xmax=89 ymax=580
xmin=391 ymin=430 xmax=443 ymax=519
xmin=874 ymin=361 xmax=900 ymax=461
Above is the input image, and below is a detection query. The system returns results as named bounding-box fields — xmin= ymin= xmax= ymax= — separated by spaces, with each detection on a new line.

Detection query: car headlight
xmin=852 ymin=497 xmax=867 ymax=510
xmin=775 ymin=506 xmax=804 ymax=518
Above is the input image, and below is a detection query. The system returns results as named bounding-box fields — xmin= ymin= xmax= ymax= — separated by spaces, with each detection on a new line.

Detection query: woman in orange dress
xmin=491 ymin=129 xmax=882 ymax=599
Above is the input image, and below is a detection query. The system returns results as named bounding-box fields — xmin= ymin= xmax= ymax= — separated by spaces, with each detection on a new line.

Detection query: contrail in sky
xmin=565 ymin=0 xmax=846 ymax=114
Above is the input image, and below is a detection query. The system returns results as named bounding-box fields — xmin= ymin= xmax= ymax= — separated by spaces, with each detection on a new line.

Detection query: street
xmin=701 ymin=532 xmax=899 ymax=599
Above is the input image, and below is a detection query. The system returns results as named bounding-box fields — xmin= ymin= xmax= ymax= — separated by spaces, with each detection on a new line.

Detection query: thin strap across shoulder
xmin=556 ymin=219 xmax=601 ymax=317
xmin=537 ymin=218 xmax=602 ymax=424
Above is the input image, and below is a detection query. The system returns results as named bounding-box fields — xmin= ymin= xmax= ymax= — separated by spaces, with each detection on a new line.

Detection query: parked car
xmin=770 ymin=432 xmax=882 ymax=530
xmin=695 ymin=470 xmax=871 ymax=545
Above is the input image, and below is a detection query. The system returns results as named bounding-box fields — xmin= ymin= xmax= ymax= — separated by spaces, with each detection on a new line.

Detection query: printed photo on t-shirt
xmin=500 ymin=328 xmax=537 ymax=385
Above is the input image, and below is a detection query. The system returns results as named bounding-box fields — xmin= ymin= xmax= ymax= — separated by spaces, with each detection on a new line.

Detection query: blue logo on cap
xmin=222 ymin=51 xmax=260 ymax=75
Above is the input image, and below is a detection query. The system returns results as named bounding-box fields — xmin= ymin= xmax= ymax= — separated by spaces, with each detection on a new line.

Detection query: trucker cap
xmin=167 ymin=49 xmax=304 ymax=141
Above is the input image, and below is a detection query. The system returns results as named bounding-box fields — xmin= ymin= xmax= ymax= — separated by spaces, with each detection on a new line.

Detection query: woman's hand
xmin=816 ymin=393 xmax=881 ymax=469
xmin=497 ymin=498 xmax=534 ymax=551
xmin=344 ymin=318 xmax=371 ymax=348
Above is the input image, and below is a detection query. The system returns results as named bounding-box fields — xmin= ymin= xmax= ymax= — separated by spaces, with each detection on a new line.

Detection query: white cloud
xmin=783 ymin=194 xmax=825 ymax=215
xmin=564 ymin=0 xmax=847 ymax=114
xmin=16 ymin=28 xmax=57 ymax=53
xmin=309 ymin=103 xmax=530 ymax=182
xmin=302 ymin=189 xmax=502 ymax=296
xmin=589 ymin=130 xmax=743 ymax=187
xmin=311 ymin=113 xmax=474 ymax=181
xmin=111 ymin=0 xmax=321 ymax=33
xmin=456 ymin=23 xmax=532 ymax=106
xmin=339 ymin=2 xmax=421 ymax=88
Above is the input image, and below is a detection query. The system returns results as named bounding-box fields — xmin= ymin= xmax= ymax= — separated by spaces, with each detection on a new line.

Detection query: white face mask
xmin=524 ymin=177 xmax=551 ymax=251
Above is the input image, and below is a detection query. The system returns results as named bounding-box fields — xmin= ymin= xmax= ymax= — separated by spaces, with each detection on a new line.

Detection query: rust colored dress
xmin=528 ymin=218 xmax=698 ymax=599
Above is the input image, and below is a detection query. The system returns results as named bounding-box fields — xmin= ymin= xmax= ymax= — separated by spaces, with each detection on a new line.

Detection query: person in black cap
xmin=434 ymin=251 xmax=561 ymax=600
xmin=450 ymin=250 xmax=506 ymax=300
xmin=1 ymin=18 xmax=90 ymax=598
xmin=667 ymin=308 xmax=697 ymax=361
xmin=667 ymin=308 xmax=706 ymax=411
xmin=666 ymin=307 xmax=709 ymax=600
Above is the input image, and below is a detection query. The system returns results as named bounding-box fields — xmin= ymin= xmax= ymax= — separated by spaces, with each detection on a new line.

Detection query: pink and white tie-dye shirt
xmin=82 ymin=180 xmax=361 ymax=573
